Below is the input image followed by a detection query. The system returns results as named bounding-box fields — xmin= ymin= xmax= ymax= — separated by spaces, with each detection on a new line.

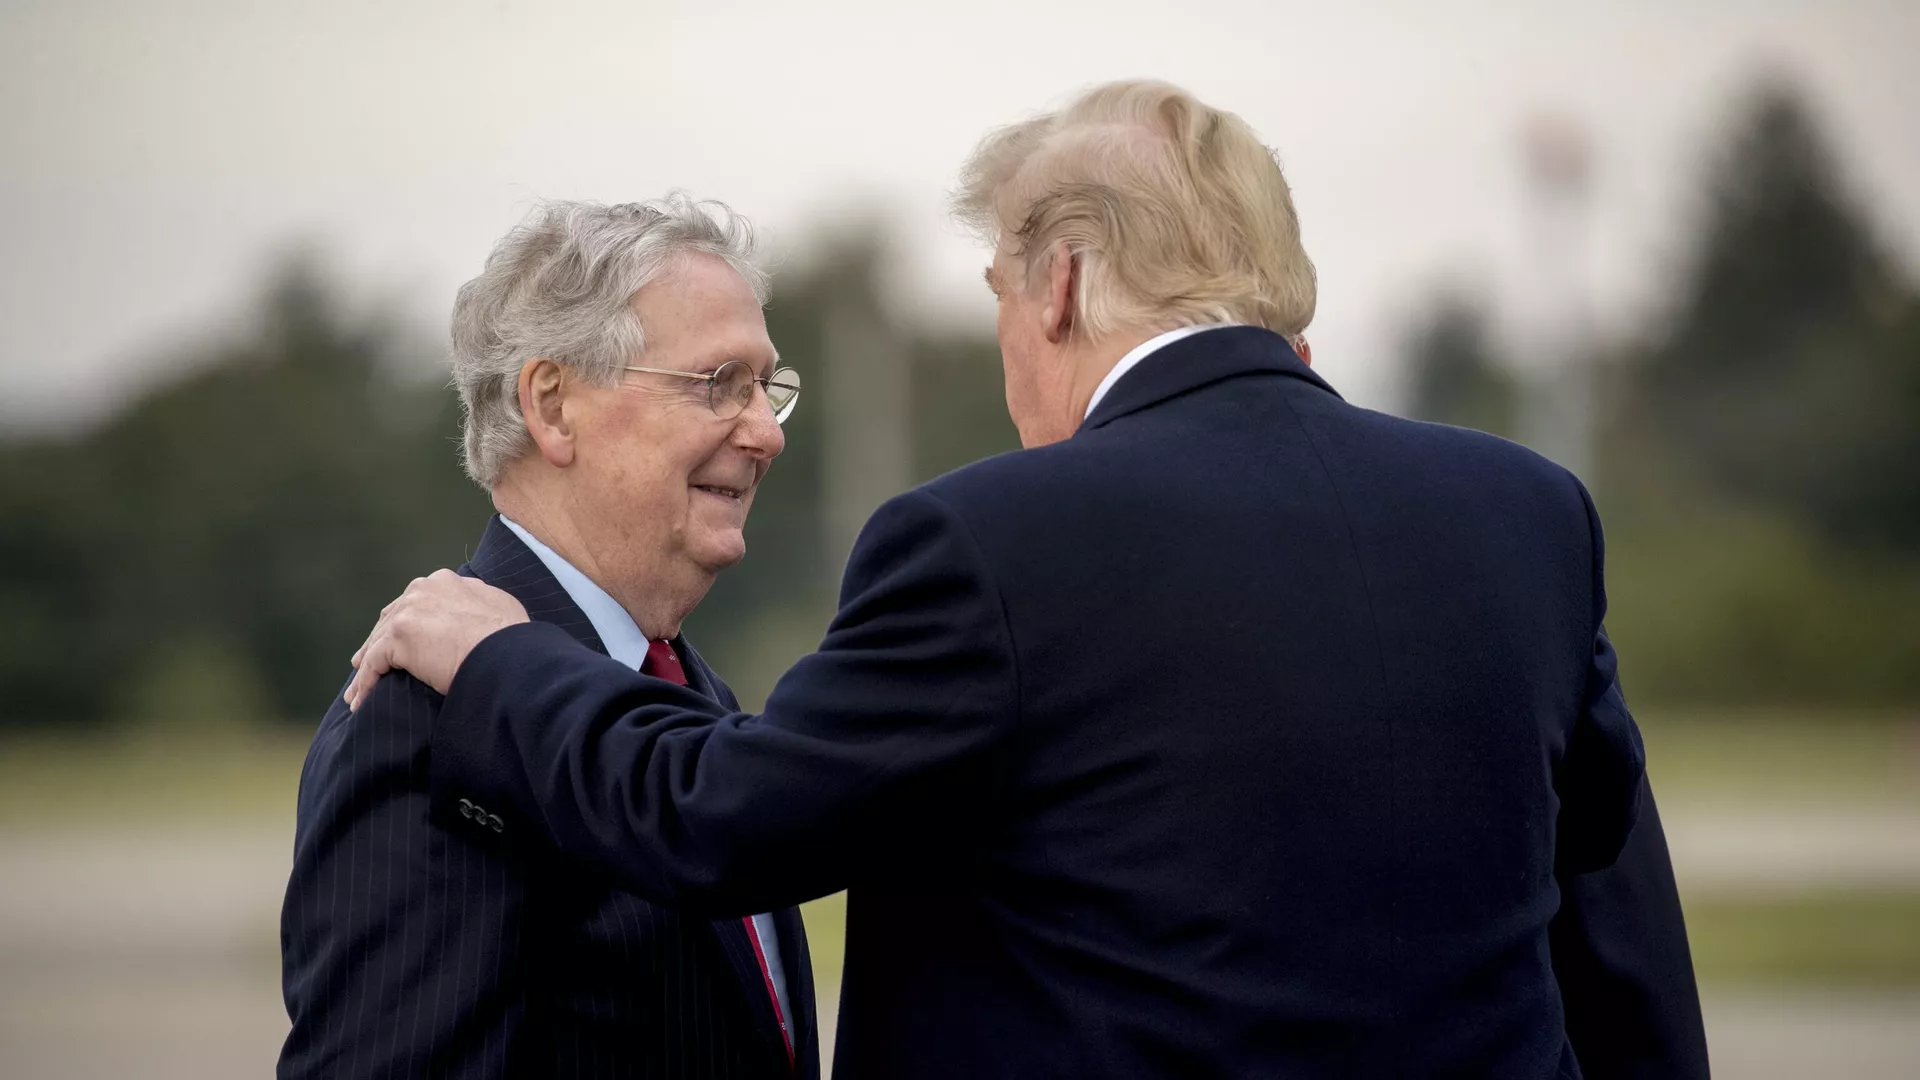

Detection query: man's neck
xmin=491 ymin=480 xmax=603 ymax=586
xmin=1061 ymin=326 xmax=1173 ymax=433
xmin=490 ymin=477 xmax=689 ymax=640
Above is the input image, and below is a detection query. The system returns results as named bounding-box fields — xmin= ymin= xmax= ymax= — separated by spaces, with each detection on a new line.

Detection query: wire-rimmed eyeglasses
xmin=621 ymin=360 xmax=802 ymax=424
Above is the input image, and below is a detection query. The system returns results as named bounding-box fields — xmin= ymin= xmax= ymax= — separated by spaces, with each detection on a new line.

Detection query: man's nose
xmin=732 ymin=387 xmax=786 ymax=458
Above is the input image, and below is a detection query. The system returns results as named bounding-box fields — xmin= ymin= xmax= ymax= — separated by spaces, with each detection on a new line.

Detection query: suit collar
xmin=497 ymin=515 xmax=649 ymax=668
xmin=464 ymin=514 xmax=608 ymax=655
xmin=1079 ymin=325 xmax=1339 ymax=433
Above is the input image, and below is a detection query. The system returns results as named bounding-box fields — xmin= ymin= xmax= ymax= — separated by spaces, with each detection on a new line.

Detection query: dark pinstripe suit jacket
xmin=279 ymin=516 xmax=818 ymax=1080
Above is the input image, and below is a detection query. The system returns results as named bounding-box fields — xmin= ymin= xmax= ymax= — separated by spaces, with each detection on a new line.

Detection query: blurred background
xmin=2 ymin=0 xmax=1916 ymax=1076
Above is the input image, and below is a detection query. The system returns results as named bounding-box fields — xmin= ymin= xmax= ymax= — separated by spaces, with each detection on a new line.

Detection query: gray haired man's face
xmin=569 ymin=254 xmax=784 ymax=602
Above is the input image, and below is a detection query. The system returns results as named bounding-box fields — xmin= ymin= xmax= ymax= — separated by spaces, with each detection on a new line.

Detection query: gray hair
xmin=450 ymin=194 xmax=767 ymax=487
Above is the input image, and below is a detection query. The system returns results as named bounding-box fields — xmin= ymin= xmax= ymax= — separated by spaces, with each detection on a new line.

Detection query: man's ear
xmin=1040 ymin=241 xmax=1077 ymax=345
xmin=1294 ymin=335 xmax=1313 ymax=366
xmin=517 ymin=357 xmax=576 ymax=468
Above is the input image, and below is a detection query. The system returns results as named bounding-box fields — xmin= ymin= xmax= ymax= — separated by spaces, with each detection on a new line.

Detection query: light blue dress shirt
xmin=498 ymin=515 xmax=792 ymax=1035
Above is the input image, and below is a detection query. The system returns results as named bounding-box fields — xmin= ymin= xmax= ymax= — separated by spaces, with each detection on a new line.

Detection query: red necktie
xmin=641 ymin=639 xmax=688 ymax=686
xmin=640 ymin=639 xmax=793 ymax=1068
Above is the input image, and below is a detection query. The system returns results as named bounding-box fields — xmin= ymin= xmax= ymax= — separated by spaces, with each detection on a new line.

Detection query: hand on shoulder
xmin=346 ymin=569 xmax=530 ymax=709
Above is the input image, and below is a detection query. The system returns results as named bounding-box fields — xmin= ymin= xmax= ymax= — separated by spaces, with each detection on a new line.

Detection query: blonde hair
xmin=954 ymin=79 xmax=1316 ymax=341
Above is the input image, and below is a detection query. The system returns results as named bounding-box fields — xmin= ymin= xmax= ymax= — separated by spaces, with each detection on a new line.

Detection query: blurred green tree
xmin=1636 ymin=77 xmax=1919 ymax=553
xmin=0 ymin=235 xmax=1017 ymax=728
xmin=1394 ymin=75 xmax=1920 ymax=706
xmin=1598 ymin=77 xmax=1920 ymax=705
xmin=0 ymin=258 xmax=492 ymax=727
xmin=1401 ymin=292 xmax=1518 ymax=437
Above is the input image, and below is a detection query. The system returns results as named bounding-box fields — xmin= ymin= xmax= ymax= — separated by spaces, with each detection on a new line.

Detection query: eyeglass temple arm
xmin=622 ymin=364 xmax=796 ymax=387
xmin=620 ymin=365 xmax=712 ymax=382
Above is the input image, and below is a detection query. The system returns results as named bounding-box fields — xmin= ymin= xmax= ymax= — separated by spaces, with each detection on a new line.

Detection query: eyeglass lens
xmin=711 ymin=362 xmax=802 ymax=424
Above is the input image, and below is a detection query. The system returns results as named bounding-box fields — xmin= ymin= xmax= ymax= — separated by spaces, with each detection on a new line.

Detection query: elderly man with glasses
xmin=278 ymin=196 xmax=815 ymax=1080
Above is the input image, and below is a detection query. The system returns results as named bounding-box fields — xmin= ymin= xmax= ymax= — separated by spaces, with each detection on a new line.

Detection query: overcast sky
xmin=2 ymin=0 xmax=1916 ymax=431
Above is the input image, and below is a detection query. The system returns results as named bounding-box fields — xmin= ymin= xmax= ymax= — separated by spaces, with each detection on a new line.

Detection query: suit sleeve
xmin=279 ymin=678 xmax=529 ymax=1080
xmin=428 ymin=487 xmax=1022 ymax=915
xmin=1551 ymin=777 xmax=1711 ymax=1080
xmin=1555 ymin=481 xmax=1647 ymax=875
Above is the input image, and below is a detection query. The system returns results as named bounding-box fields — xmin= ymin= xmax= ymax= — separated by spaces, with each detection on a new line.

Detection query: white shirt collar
xmin=1083 ymin=323 xmax=1241 ymax=421
xmin=497 ymin=516 xmax=652 ymax=670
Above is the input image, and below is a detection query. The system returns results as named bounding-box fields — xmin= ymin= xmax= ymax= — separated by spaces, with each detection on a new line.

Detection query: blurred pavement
xmin=2 ymin=810 xmax=1918 ymax=1078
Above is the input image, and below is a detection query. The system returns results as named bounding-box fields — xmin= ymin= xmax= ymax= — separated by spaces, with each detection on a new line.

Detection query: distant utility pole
xmin=1515 ymin=111 xmax=1596 ymax=480
xmin=822 ymin=276 xmax=911 ymax=573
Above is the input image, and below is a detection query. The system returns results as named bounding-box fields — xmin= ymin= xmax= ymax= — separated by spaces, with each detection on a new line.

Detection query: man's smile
xmin=691 ymin=482 xmax=747 ymax=502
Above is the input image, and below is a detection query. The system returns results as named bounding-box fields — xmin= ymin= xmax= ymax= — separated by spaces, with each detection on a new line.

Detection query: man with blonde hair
xmin=348 ymin=82 xmax=1698 ymax=1078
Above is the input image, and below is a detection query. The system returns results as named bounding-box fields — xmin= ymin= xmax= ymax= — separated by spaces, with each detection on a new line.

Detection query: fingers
xmin=346 ymin=627 xmax=397 ymax=712
xmin=350 ymin=631 xmax=380 ymax=709
xmin=344 ymin=567 xmax=484 ymax=712
xmin=346 ymin=614 xmax=403 ymax=712
xmin=350 ymin=600 xmax=396 ymax=673
xmin=346 ymin=573 xmax=442 ymax=710
xmin=344 ymin=653 xmax=372 ymax=712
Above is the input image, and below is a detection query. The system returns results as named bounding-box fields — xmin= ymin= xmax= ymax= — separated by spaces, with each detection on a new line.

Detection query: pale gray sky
xmin=2 ymin=0 xmax=1916 ymax=430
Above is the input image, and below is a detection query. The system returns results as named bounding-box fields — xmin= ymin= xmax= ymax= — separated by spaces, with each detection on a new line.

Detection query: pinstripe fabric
xmin=279 ymin=516 xmax=817 ymax=1080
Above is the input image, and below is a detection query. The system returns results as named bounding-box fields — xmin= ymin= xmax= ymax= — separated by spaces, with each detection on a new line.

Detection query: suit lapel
xmin=773 ymin=904 xmax=818 ymax=1072
xmin=673 ymin=635 xmax=725 ymax=703
xmin=462 ymin=516 xmax=608 ymax=654
xmin=710 ymin=915 xmax=794 ymax=1071
xmin=676 ymin=641 xmax=800 ymax=1069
